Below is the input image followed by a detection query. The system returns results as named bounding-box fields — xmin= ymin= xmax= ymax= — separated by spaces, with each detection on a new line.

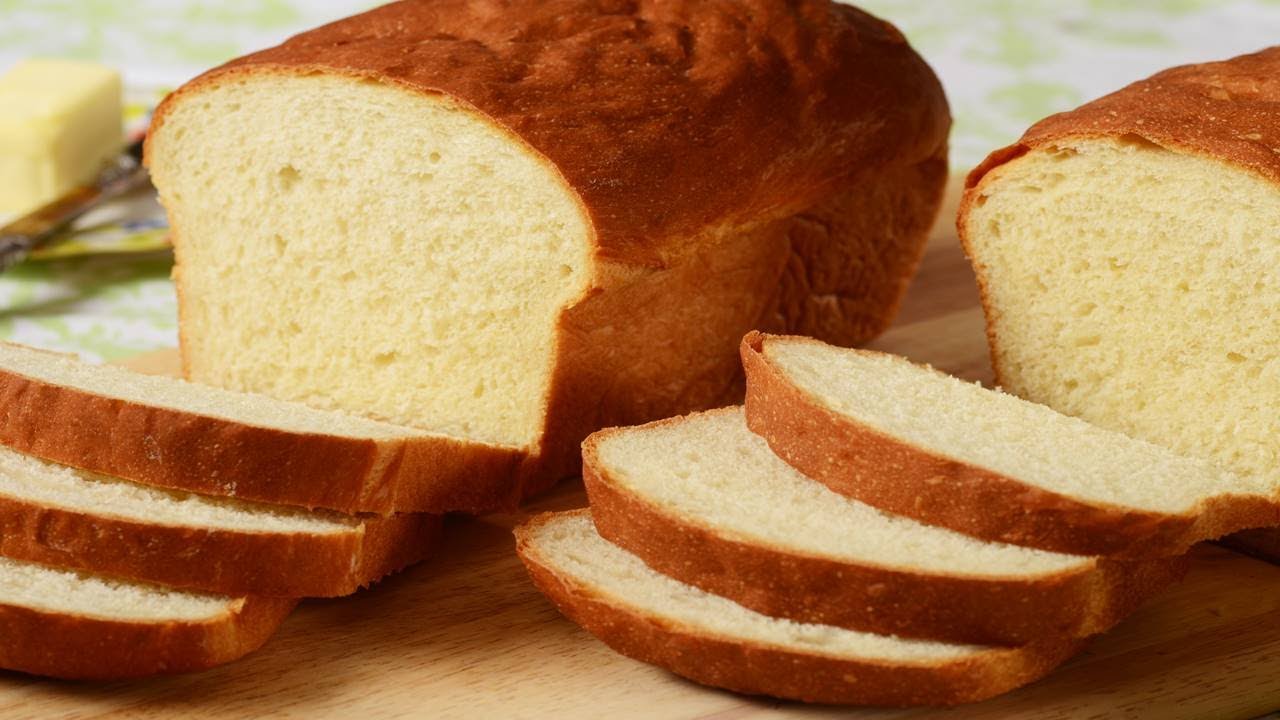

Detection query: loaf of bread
xmin=958 ymin=49 xmax=1280 ymax=530
xmin=516 ymin=511 xmax=1079 ymax=706
xmin=0 ymin=445 xmax=439 ymax=596
xmin=583 ymin=407 xmax=1184 ymax=644
xmin=741 ymin=333 xmax=1277 ymax=557
xmin=145 ymin=0 xmax=950 ymax=508
xmin=0 ymin=556 xmax=294 ymax=679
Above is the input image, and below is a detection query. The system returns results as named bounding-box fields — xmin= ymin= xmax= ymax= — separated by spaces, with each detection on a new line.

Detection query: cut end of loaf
xmin=148 ymin=69 xmax=594 ymax=449
xmin=963 ymin=136 xmax=1280 ymax=485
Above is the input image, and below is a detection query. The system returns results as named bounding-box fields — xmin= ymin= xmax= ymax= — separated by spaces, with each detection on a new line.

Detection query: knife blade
xmin=0 ymin=135 xmax=152 ymax=271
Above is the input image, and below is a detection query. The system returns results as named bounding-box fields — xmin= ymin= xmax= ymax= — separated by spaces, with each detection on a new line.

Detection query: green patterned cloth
xmin=3 ymin=0 xmax=1280 ymax=359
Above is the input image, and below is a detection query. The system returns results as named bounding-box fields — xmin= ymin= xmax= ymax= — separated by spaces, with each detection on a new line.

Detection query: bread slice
xmin=0 ymin=342 xmax=522 ymax=514
xmin=0 ymin=445 xmax=438 ymax=597
xmin=0 ymin=556 xmax=294 ymax=679
xmin=742 ymin=332 xmax=1279 ymax=558
xmin=583 ymin=407 xmax=1186 ymax=645
xmin=145 ymin=0 xmax=950 ymax=504
xmin=516 ymin=510 xmax=1080 ymax=706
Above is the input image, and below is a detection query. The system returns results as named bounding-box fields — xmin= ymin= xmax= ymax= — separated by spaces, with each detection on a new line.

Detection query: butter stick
xmin=0 ymin=59 xmax=123 ymax=215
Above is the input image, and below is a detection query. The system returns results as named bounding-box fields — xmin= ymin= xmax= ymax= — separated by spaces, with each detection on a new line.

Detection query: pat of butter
xmin=0 ymin=59 xmax=123 ymax=215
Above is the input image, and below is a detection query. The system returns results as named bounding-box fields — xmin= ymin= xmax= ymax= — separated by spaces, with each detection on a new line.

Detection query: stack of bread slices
xmin=516 ymin=331 xmax=1269 ymax=706
xmin=0 ymin=342 xmax=463 ymax=679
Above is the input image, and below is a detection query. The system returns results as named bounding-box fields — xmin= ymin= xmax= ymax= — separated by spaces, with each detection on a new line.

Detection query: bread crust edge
xmin=0 ymin=498 xmax=438 ymax=597
xmin=582 ymin=417 xmax=1186 ymax=644
xmin=0 ymin=347 xmax=523 ymax=514
xmin=739 ymin=333 xmax=1241 ymax=558
xmin=0 ymin=593 xmax=296 ymax=680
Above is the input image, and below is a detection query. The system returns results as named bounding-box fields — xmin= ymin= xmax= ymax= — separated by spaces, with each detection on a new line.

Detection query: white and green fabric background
xmin=2 ymin=0 xmax=1279 ymax=360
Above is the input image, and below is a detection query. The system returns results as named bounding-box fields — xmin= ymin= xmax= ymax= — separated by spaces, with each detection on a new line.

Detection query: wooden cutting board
xmin=4 ymin=185 xmax=1280 ymax=720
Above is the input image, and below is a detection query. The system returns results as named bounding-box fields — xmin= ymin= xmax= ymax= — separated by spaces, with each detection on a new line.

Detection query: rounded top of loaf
xmin=149 ymin=0 xmax=949 ymax=267
xmin=966 ymin=46 xmax=1280 ymax=191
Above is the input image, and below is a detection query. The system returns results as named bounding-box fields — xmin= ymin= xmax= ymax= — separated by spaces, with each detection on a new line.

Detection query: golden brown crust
xmin=740 ymin=333 xmax=1280 ymax=558
xmin=767 ymin=152 xmax=948 ymax=346
xmin=149 ymin=0 xmax=949 ymax=268
xmin=0 ymin=595 xmax=295 ymax=680
xmin=964 ymin=46 xmax=1280 ymax=195
xmin=581 ymin=422 xmax=1186 ymax=645
xmin=0 ymin=497 xmax=440 ymax=597
xmin=516 ymin=510 xmax=1081 ymax=707
xmin=525 ymin=151 xmax=949 ymax=498
xmin=0 ymin=349 xmax=523 ymax=514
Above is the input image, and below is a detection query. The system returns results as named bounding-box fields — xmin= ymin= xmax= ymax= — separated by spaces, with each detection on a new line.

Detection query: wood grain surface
xmin=4 ymin=183 xmax=1280 ymax=719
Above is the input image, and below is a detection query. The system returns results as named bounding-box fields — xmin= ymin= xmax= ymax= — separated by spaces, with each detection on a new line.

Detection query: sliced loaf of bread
xmin=146 ymin=0 xmax=950 ymax=507
xmin=742 ymin=332 xmax=1278 ymax=557
xmin=0 ymin=342 xmax=522 ymax=514
xmin=0 ymin=445 xmax=438 ymax=597
xmin=957 ymin=48 xmax=1280 ymax=556
xmin=516 ymin=511 xmax=1080 ymax=706
xmin=0 ymin=556 xmax=294 ymax=679
xmin=958 ymin=47 xmax=1280 ymax=498
xmin=582 ymin=407 xmax=1186 ymax=645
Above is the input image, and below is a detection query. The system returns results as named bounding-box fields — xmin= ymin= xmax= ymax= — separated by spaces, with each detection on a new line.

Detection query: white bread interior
xmin=762 ymin=336 xmax=1263 ymax=513
xmin=148 ymin=73 xmax=593 ymax=448
xmin=964 ymin=136 xmax=1280 ymax=485
xmin=0 ymin=556 xmax=239 ymax=621
xmin=0 ymin=445 xmax=355 ymax=534
xmin=592 ymin=408 xmax=1087 ymax=575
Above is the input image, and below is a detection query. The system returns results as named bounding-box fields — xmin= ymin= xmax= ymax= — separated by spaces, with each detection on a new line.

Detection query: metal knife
xmin=0 ymin=135 xmax=152 ymax=271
